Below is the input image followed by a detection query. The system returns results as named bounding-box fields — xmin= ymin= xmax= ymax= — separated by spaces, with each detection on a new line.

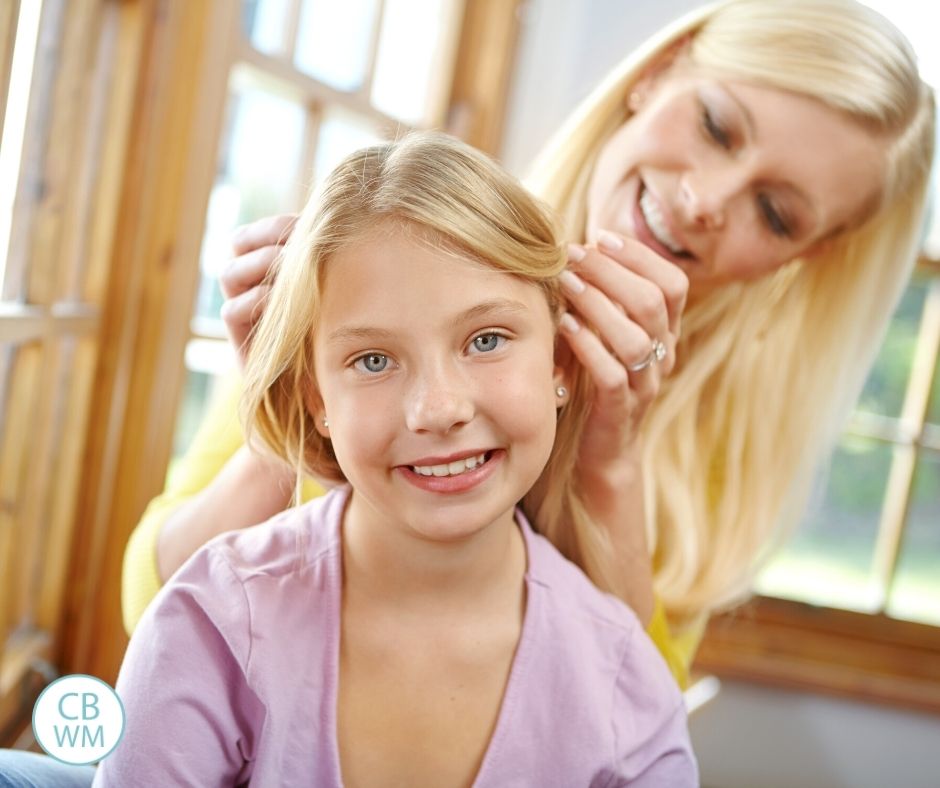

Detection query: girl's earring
xmin=322 ymin=418 xmax=329 ymax=428
xmin=555 ymin=386 xmax=568 ymax=399
xmin=627 ymin=90 xmax=642 ymax=112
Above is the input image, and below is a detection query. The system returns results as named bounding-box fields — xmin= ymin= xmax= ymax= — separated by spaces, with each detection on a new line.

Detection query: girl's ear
xmin=553 ymin=371 xmax=569 ymax=406
xmin=303 ymin=382 xmax=330 ymax=439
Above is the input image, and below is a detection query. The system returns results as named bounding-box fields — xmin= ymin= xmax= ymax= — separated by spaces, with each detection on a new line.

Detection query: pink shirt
xmin=95 ymin=487 xmax=697 ymax=787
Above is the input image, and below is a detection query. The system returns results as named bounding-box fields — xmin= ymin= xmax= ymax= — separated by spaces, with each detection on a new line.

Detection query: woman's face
xmin=586 ymin=63 xmax=886 ymax=287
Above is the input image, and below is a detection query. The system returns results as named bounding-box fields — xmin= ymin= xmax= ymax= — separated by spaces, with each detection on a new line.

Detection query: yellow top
xmin=122 ymin=375 xmax=702 ymax=688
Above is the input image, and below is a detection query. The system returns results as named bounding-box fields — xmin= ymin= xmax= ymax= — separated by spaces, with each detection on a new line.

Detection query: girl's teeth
xmin=412 ymin=452 xmax=487 ymax=477
xmin=640 ymin=189 xmax=685 ymax=254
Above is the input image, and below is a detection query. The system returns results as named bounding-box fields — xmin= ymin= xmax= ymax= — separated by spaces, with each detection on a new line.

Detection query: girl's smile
xmin=398 ymin=449 xmax=503 ymax=494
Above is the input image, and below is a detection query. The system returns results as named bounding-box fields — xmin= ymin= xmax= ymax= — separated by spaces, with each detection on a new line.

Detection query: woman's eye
xmin=354 ymin=353 xmax=389 ymax=373
xmin=701 ymin=104 xmax=731 ymax=149
xmin=758 ymin=194 xmax=791 ymax=238
xmin=470 ymin=333 xmax=506 ymax=353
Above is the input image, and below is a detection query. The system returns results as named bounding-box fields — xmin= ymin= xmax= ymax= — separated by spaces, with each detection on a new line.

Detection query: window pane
xmin=886 ymin=450 xmax=940 ymax=625
xmin=312 ymin=108 xmax=383 ymax=189
xmin=294 ymin=0 xmax=380 ymax=91
xmin=193 ymin=72 xmax=307 ymax=324
xmin=855 ymin=279 xmax=928 ymax=419
xmin=371 ymin=0 xmax=458 ymax=126
xmin=242 ymin=0 xmax=290 ymax=56
xmin=0 ymin=0 xmax=44 ymax=293
xmin=169 ymin=339 xmax=235 ymax=466
xmin=927 ymin=350 xmax=940 ymax=426
xmin=755 ymin=436 xmax=892 ymax=612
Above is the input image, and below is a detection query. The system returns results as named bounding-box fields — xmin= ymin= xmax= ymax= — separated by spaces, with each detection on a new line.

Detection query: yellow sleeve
xmin=644 ymin=597 xmax=707 ymax=689
xmin=121 ymin=373 xmax=323 ymax=634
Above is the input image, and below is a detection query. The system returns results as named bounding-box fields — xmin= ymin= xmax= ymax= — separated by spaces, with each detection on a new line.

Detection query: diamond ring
xmin=626 ymin=338 xmax=667 ymax=373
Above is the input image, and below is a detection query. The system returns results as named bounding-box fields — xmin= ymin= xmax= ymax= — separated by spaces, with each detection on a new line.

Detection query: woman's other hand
xmin=559 ymin=230 xmax=688 ymax=467
xmin=220 ymin=214 xmax=298 ymax=367
xmin=557 ymin=230 xmax=688 ymax=623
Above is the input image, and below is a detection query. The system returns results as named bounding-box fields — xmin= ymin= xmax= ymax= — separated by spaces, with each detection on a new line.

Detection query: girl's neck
xmin=340 ymin=491 xmax=527 ymax=615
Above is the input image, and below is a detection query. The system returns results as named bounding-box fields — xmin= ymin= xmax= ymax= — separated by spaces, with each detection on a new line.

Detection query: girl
xmin=94 ymin=133 xmax=697 ymax=786
xmin=123 ymin=0 xmax=935 ymax=686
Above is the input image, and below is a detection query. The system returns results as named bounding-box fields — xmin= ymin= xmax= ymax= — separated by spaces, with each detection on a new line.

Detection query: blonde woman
xmin=122 ymin=0 xmax=935 ymax=689
xmin=97 ymin=132 xmax=697 ymax=787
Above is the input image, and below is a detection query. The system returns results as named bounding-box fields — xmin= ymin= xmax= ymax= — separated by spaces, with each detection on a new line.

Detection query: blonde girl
xmin=96 ymin=132 xmax=697 ymax=787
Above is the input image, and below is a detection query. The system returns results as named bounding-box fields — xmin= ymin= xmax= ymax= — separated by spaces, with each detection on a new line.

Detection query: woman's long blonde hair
xmin=241 ymin=132 xmax=599 ymax=569
xmin=528 ymin=0 xmax=936 ymax=628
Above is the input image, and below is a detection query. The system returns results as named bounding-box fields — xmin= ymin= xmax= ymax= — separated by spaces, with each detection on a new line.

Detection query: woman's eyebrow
xmin=723 ymin=84 xmax=816 ymax=220
xmin=326 ymin=298 xmax=530 ymax=345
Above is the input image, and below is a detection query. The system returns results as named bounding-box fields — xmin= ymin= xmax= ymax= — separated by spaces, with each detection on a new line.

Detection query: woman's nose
xmin=679 ymin=167 xmax=740 ymax=231
xmin=405 ymin=367 xmax=474 ymax=434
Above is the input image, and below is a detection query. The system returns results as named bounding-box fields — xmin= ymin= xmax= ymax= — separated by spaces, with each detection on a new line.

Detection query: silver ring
xmin=626 ymin=338 xmax=667 ymax=373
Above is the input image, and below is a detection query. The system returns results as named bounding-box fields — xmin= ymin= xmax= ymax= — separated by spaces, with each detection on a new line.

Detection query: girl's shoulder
xmin=197 ymin=485 xmax=348 ymax=586
xmin=519 ymin=511 xmax=641 ymax=635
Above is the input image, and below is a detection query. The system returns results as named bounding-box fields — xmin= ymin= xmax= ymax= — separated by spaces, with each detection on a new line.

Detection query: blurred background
xmin=0 ymin=1 xmax=938 ymax=785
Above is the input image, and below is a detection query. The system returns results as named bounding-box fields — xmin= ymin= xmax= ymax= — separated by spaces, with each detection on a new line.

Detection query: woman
xmin=122 ymin=0 xmax=935 ymax=690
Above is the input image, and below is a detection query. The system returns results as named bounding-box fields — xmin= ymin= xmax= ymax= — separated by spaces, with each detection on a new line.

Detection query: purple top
xmin=95 ymin=487 xmax=697 ymax=787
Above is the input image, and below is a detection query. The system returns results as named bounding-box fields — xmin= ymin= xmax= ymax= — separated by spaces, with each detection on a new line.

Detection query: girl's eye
xmin=757 ymin=194 xmax=791 ymax=238
xmin=701 ymin=104 xmax=731 ymax=149
xmin=354 ymin=353 xmax=389 ymax=373
xmin=470 ymin=333 xmax=506 ymax=353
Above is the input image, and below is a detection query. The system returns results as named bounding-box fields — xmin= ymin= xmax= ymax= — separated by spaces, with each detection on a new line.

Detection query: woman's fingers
xmin=558 ymin=312 xmax=659 ymax=445
xmin=220 ymin=244 xmax=280 ymax=299
xmin=219 ymin=284 xmax=272 ymax=364
xmin=590 ymin=231 xmax=689 ymax=336
xmin=220 ymin=213 xmax=297 ymax=367
xmin=556 ymin=233 xmax=689 ymax=446
xmin=558 ymin=267 xmax=662 ymax=373
xmin=230 ymin=213 xmax=298 ymax=257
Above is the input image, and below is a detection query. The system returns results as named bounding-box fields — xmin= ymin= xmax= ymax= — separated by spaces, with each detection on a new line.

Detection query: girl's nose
xmin=405 ymin=368 xmax=474 ymax=434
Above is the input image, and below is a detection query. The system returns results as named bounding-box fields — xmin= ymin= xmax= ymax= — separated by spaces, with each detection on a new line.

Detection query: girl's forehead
xmin=317 ymin=228 xmax=556 ymax=328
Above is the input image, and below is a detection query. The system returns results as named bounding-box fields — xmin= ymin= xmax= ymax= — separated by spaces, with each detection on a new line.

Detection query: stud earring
xmin=555 ymin=386 xmax=568 ymax=399
xmin=322 ymin=418 xmax=329 ymax=428
xmin=627 ymin=90 xmax=642 ymax=112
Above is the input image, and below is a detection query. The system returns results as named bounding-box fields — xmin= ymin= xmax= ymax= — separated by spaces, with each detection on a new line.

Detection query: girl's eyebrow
xmin=326 ymin=298 xmax=530 ymax=344
xmin=455 ymin=297 xmax=529 ymax=323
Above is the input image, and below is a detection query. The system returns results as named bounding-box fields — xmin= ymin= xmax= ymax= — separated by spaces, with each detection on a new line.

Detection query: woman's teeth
xmin=412 ymin=452 xmax=488 ymax=477
xmin=640 ymin=189 xmax=685 ymax=255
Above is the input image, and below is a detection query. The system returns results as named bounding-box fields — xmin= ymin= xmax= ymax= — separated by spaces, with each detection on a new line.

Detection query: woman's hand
xmin=220 ymin=214 xmax=298 ymax=367
xmin=557 ymin=230 xmax=688 ymax=624
xmin=559 ymin=230 xmax=688 ymax=471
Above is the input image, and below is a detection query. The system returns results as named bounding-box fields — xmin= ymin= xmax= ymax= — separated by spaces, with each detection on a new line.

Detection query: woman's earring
xmin=555 ymin=386 xmax=568 ymax=399
xmin=627 ymin=90 xmax=642 ymax=112
xmin=322 ymin=418 xmax=329 ymax=428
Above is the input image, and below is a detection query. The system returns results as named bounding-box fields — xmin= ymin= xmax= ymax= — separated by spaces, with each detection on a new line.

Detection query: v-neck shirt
xmin=95 ymin=486 xmax=697 ymax=787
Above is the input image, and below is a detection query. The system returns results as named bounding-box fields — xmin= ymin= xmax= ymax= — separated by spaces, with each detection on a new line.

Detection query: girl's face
xmin=312 ymin=224 xmax=564 ymax=543
xmin=586 ymin=64 xmax=886 ymax=288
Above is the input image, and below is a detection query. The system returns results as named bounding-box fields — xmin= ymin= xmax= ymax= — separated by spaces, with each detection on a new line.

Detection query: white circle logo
xmin=32 ymin=674 xmax=125 ymax=765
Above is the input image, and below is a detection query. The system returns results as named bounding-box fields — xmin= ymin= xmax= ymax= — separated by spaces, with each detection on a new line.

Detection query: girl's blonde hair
xmin=529 ymin=0 xmax=936 ymax=627
xmin=241 ymin=132 xmax=598 ymax=572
